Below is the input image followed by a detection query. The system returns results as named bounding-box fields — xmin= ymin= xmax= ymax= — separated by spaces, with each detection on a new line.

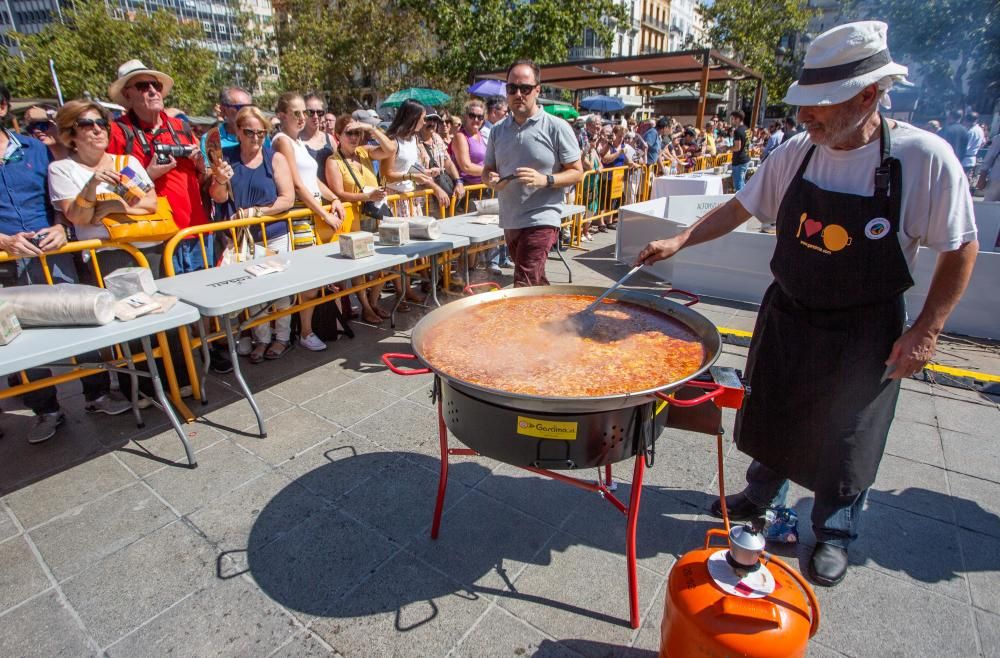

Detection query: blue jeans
xmin=731 ymin=162 xmax=749 ymax=192
xmin=742 ymin=459 xmax=868 ymax=549
xmin=171 ymin=235 xmax=214 ymax=274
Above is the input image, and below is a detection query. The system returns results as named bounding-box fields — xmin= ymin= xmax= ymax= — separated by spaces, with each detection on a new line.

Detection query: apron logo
xmin=864 ymin=217 xmax=891 ymax=240
xmin=795 ymin=213 xmax=852 ymax=254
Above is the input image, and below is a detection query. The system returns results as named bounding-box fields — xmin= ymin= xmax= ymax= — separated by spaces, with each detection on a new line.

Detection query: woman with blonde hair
xmin=209 ymin=105 xmax=296 ymax=362
xmin=449 ymin=99 xmax=486 ymax=184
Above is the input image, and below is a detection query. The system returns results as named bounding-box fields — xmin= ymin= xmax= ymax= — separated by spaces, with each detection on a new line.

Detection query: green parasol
xmin=380 ymin=88 xmax=451 ymax=108
xmin=543 ymin=103 xmax=579 ymax=120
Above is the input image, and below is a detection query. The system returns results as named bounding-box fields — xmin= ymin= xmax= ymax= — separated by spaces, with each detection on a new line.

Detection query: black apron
xmin=734 ymin=117 xmax=914 ymax=499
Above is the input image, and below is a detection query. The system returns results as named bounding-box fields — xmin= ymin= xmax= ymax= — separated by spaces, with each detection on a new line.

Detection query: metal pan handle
xmin=654 ymin=383 xmax=724 ymax=407
xmin=463 ymin=282 xmax=502 ymax=295
xmin=661 ymin=288 xmax=700 ymax=307
xmin=381 ymin=353 xmax=432 ymax=376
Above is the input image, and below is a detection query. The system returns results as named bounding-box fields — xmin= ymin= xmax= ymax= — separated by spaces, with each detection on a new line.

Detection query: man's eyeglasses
xmin=305 ymin=109 xmax=325 ymax=117
xmin=26 ymin=121 xmax=53 ymax=133
xmin=75 ymin=118 xmax=109 ymax=130
xmin=131 ymin=80 xmax=163 ymax=94
xmin=242 ymin=128 xmax=268 ymax=139
xmin=467 ymin=113 xmax=484 ymax=121
xmin=506 ymin=83 xmax=537 ymax=96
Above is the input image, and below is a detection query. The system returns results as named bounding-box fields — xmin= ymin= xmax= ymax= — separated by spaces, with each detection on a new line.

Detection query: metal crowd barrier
xmin=0 ymin=240 xmax=189 ymax=417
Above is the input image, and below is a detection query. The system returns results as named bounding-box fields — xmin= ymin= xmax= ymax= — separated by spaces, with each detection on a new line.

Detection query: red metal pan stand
xmin=381 ymin=287 xmax=746 ymax=630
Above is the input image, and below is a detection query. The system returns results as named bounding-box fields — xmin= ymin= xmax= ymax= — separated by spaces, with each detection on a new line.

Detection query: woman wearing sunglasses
xmin=300 ymin=93 xmax=337 ymax=186
xmin=449 ymin=100 xmax=486 ymax=185
xmin=209 ymin=106 xmax=296 ymax=363
xmin=383 ymin=99 xmax=448 ymax=215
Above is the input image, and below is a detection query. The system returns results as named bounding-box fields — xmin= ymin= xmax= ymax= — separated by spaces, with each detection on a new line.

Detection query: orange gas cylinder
xmin=659 ymin=528 xmax=820 ymax=658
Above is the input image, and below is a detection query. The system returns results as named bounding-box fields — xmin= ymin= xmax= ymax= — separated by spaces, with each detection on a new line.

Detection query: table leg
xmin=120 ymin=341 xmax=143 ymax=428
xmin=140 ymin=335 xmax=197 ymax=468
xmin=463 ymin=250 xmax=471 ymax=286
xmin=390 ymin=267 xmax=407 ymax=328
xmin=552 ymin=241 xmax=573 ymax=283
xmin=196 ymin=316 xmax=211 ymax=404
xmin=429 ymin=256 xmax=441 ymax=307
xmin=222 ymin=314 xmax=266 ymax=438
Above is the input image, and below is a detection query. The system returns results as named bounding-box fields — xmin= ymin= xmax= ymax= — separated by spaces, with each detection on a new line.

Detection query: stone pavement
xmin=1 ymin=231 xmax=998 ymax=657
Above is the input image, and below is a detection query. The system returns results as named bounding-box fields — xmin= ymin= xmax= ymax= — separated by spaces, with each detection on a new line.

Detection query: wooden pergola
xmin=476 ymin=49 xmax=764 ymax=128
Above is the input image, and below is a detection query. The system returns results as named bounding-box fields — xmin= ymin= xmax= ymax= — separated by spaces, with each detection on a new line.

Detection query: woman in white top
xmin=384 ymin=99 xmax=449 ymax=214
xmin=272 ymin=92 xmax=346 ymax=352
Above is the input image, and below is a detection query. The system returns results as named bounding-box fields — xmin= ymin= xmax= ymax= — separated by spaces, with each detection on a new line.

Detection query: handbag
xmin=218 ymin=224 xmax=256 ymax=266
xmin=422 ymin=141 xmax=455 ymax=197
xmin=338 ymin=148 xmax=392 ymax=231
xmin=99 ymin=156 xmax=179 ymax=243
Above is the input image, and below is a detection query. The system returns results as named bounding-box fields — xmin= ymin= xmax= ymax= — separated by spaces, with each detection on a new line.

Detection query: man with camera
xmin=107 ymin=59 xmax=232 ymax=375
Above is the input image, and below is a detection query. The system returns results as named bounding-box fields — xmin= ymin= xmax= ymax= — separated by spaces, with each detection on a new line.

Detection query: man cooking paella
xmin=637 ymin=21 xmax=978 ymax=587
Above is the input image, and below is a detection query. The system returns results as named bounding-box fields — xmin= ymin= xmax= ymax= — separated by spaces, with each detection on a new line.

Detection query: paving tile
xmin=934 ymin=395 xmax=999 ymax=438
xmin=941 ymin=429 xmax=1000 ymax=482
xmin=409 ymin=490 xmax=559 ymax=595
xmin=61 ymin=520 xmax=218 ymax=647
xmin=302 ymin=381 xmax=398 ymax=429
xmin=948 ymin=472 xmax=1000 ymax=538
xmin=870 ymin=454 xmax=954 ymax=524
xmin=232 ymin=408 xmax=340 ymax=466
xmin=0 ymin=590 xmax=97 ymax=657
xmin=269 ymin=631 xmax=335 ymax=657
xmin=30 ymin=483 xmax=175 ymax=582
xmin=357 ymin=361 xmax=437 ymax=399
xmin=348 ymin=399 xmax=439 ymax=453
xmin=405 ymin=382 xmax=436 ymax=409
xmin=631 ymin=577 xmax=665 ymax=655
xmin=616 ymin=432 xmax=720 ymax=509
xmin=5 ymin=454 xmax=136 ymax=529
xmin=279 ymin=432 xmax=402 ymax=504
xmin=246 ymin=508 xmax=397 ymax=620
xmin=262 ymin=364 xmax=357 ymax=405
xmin=0 ymin=504 xmax=19 ymax=542
xmin=336 ymin=456 xmax=470 ymax=545
xmin=893 ymin=387 xmax=938 ymax=425
xmin=311 ymin=551 xmax=488 ymax=657
xmin=188 ymin=471 xmax=327 ymax=556
xmin=112 ymin=425 xmax=227 ymax=477
xmin=850 ymin=501 xmax=969 ymax=603
xmin=452 ymin=607 xmax=581 ymax=658
xmin=497 ymin=536 xmax=662 ymax=654
xmin=976 ymin=609 xmax=1000 ymax=658
xmin=106 ymin=576 xmax=298 ymax=657
xmin=200 ymin=390 xmax=294 ymax=435
xmin=960 ymin=529 xmax=1000 ymax=615
xmin=0 ymin=535 xmax=50 ymax=612
xmin=884 ymin=418 xmax=945 ymax=467
xmin=811 ymin=564 xmax=979 ymax=657
xmin=144 ymin=439 xmax=269 ymax=516
xmin=474 ymin=463 xmax=588 ymax=528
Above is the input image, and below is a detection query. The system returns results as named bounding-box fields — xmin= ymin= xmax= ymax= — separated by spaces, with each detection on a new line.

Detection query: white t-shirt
xmin=387 ymin=136 xmax=419 ymax=193
xmin=273 ymin=132 xmax=321 ymax=198
xmin=735 ymin=121 xmax=977 ymax=270
xmin=48 ymin=155 xmax=154 ymax=242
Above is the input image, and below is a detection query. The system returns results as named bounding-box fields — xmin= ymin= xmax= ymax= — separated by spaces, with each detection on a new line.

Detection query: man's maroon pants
xmin=503 ymin=226 xmax=559 ymax=287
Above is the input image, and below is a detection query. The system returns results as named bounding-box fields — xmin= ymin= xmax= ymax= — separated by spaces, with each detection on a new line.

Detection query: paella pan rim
xmin=408 ymin=285 xmax=722 ymax=413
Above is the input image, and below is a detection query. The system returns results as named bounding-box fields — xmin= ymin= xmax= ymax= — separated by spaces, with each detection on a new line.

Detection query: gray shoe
xmin=28 ymin=412 xmax=65 ymax=444
xmin=85 ymin=392 xmax=132 ymax=416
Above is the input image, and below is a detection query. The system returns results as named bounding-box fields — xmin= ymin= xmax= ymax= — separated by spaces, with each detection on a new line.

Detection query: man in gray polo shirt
xmin=484 ymin=60 xmax=583 ymax=286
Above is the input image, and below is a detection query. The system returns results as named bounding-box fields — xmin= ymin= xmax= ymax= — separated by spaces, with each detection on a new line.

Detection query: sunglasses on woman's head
xmin=131 ymin=80 xmax=163 ymax=93
xmin=242 ymin=128 xmax=268 ymax=139
xmin=505 ymin=83 xmax=536 ymax=96
xmin=75 ymin=118 xmax=109 ymax=130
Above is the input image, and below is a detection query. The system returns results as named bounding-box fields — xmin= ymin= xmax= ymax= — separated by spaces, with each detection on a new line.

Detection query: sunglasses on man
xmin=131 ymin=80 xmax=163 ymax=94
xmin=305 ymin=109 xmax=325 ymax=117
xmin=505 ymin=83 xmax=537 ymax=96
xmin=223 ymin=102 xmax=250 ymax=112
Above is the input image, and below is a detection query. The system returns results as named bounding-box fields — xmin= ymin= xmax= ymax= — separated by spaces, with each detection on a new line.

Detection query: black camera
xmin=28 ymin=230 xmax=48 ymax=248
xmin=153 ymin=143 xmax=193 ymax=165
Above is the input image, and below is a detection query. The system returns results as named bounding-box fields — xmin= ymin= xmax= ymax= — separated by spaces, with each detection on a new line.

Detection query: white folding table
xmin=0 ymin=303 xmax=202 ymax=466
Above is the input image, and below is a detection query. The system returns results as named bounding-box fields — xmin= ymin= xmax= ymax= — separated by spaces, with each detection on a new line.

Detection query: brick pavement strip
xmin=0 ymin=230 xmax=998 ymax=656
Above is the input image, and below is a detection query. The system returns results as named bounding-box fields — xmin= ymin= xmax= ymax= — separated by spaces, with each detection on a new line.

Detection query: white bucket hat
xmin=108 ymin=59 xmax=174 ymax=106
xmin=783 ymin=21 xmax=908 ymax=107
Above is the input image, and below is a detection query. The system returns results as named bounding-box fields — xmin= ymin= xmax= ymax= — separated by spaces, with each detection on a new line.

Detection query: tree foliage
xmin=399 ymin=0 xmax=630 ymax=87
xmin=0 ymin=0 xmax=219 ymax=113
xmin=850 ymin=0 xmax=999 ymax=115
xmin=700 ymin=0 xmax=817 ymax=105
xmin=274 ymin=0 xmax=434 ymax=110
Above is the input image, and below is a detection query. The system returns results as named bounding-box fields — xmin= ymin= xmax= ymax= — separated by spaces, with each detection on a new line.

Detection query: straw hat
xmin=783 ymin=21 xmax=908 ymax=107
xmin=108 ymin=59 xmax=174 ymax=106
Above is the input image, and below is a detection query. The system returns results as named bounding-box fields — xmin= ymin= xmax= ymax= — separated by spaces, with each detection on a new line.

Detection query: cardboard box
xmin=0 ymin=299 xmax=22 ymax=345
xmin=378 ymin=220 xmax=410 ymax=246
xmin=407 ymin=216 xmax=441 ymax=240
xmin=338 ymin=231 xmax=375 ymax=259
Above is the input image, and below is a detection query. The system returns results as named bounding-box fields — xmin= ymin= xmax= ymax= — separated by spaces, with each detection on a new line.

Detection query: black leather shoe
xmin=709 ymin=493 xmax=768 ymax=521
xmin=809 ymin=542 xmax=848 ymax=587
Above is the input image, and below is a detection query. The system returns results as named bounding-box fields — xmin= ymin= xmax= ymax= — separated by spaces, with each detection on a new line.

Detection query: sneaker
xmin=500 ymin=260 xmax=515 ymax=268
xmin=487 ymin=265 xmax=503 ymax=276
xmin=209 ymin=349 xmax=234 ymax=374
xmin=28 ymin=412 xmax=64 ymax=444
xmin=237 ymin=336 xmax=253 ymax=356
xmin=85 ymin=392 xmax=132 ymax=416
xmin=299 ymin=332 xmax=327 ymax=352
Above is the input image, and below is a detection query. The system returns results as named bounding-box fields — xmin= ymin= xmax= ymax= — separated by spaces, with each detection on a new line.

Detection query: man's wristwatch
xmin=546 ymin=174 xmax=554 ymax=188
